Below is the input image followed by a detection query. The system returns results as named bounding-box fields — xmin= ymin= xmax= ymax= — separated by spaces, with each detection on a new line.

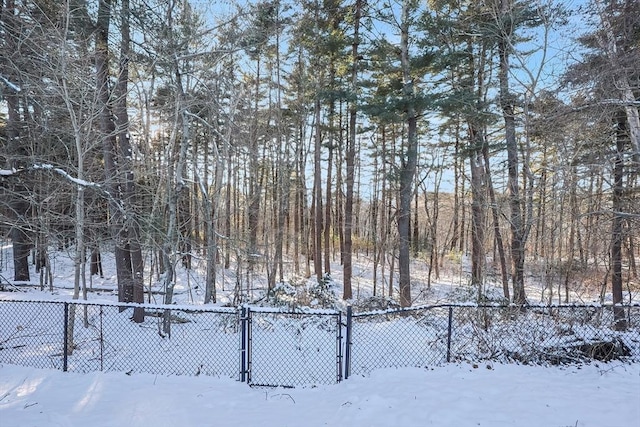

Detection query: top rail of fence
xmin=0 ymin=297 xmax=341 ymax=316
xmin=350 ymin=302 xmax=640 ymax=318
xmin=0 ymin=297 xmax=237 ymax=314
xmin=2 ymin=296 xmax=638 ymax=317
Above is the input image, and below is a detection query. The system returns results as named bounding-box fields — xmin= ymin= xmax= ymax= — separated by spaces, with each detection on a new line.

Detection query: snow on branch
xmin=0 ymin=164 xmax=125 ymax=213
xmin=1 ymin=164 xmax=101 ymax=189
xmin=31 ymin=164 xmax=102 ymax=190
xmin=0 ymin=74 xmax=21 ymax=92
xmin=570 ymin=99 xmax=640 ymax=112
xmin=0 ymin=168 xmax=17 ymax=176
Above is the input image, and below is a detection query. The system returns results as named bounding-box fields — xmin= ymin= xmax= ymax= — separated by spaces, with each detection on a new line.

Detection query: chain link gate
xmin=2 ymin=299 xmax=638 ymax=387
xmin=240 ymin=307 xmax=344 ymax=387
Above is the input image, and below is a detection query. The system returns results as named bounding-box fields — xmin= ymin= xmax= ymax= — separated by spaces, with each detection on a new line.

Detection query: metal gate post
xmin=63 ymin=302 xmax=68 ymax=372
xmin=446 ymin=306 xmax=453 ymax=363
xmin=240 ymin=307 xmax=247 ymax=382
xmin=345 ymin=306 xmax=352 ymax=379
xmin=336 ymin=312 xmax=343 ymax=382
xmin=246 ymin=307 xmax=252 ymax=383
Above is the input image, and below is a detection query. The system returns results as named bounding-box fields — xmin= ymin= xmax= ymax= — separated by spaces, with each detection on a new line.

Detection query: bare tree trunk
xmin=611 ymin=112 xmax=627 ymax=330
xmin=450 ymin=121 xmax=462 ymax=253
xmin=294 ymin=127 xmax=302 ymax=275
xmin=497 ymin=0 xmax=526 ymax=304
xmin=324 ymin=135 xmax=334 ymax=276
xmin=163 ymin=105 xmax=189 ymax=335
xmin=224 ymin=134 xmax=232 ymax=270
xmin=469 ymin=141 xmax=487 ymax=298
xmin=313 ymin=96 xmax=324 ymax=282
xmin=336 ymin=113 xmax=345 ymax=264
xmin=397 ymin=0 xmax=418 ymax=307
xmin=421 ymin=178 xmax=441 ymax=288
xmin=59 ymin=3 xmax=86 ymax=309
xmin=114 ymin=0 xmax=144 ymax=321
xmin=3 ymin=1 xmax=31 ymax=282
xmin=533 ymin=145 xmax=548 ymax=260
xmin=343 ymin=0 xmax=361 ymax=300
xmin=95 ymin=0 xmax=131 ymax=308
xmin=248 ymin=58 xmax=262 ymax=280
xmin=274 ymin=159 xmax=290 ymax=286
xmin=565 ymin=167 xmax=579 ymax=303
xmin=198 ymin=164 xmax=217 ymax=304
xmin=162 ymin=1 xmax=191 ymax=333
xmin=482 ymin=145 xmax=510 ymax=300
xmin=413 ymin=187 xmax=420 ymax=256
xmin=6 ymin=94 xmax=31 ymax=282
xmin=371 ymin=137 xmax=380 ymax=296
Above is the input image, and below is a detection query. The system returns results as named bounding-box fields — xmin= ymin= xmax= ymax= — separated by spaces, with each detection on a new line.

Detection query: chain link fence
xmin=0 ymin=300 xmax=239 ymax=377
xmin=449 ymin=305 xmax=639 ymax=365
xmin=346 ymin=306 xmax=452 ymax=377
xmin=345 ymin=304 xmax=640 ymax=378
xmin=245 ymin=308 xmax=342 ymax=387
xmin=1 ymin=299 xmax=638 ymax=387
xmin=0 ymin=300 xmax=65 ymax=370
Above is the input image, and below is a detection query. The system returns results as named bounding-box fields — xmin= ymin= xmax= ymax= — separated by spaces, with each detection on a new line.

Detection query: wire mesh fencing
xmin=449 ymin=305 xmax=640 ymax=365
xmin=1 ymin=299 xmax=638 ymax=387
xmin=346 ymin=306 xmax=452 ymax=377
xmin=0 ymin=300 xmax=240 ymax=378
xmin=0 ymin=300 xmax=66 ymax=370
xmin=245 ymin=308 xmax=342 ymax=387
xmin=65 ymin=303 xmax=240 ymax=377
xmin=345 ymin=304 xmax=640 ymax=378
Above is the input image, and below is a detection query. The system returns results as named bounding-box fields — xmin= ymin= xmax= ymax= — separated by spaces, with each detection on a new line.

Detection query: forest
xmin=0 ymin=0 xmax=638 ymax=325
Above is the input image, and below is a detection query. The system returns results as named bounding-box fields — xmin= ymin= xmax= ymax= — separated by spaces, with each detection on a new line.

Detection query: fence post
xmin=345 ymin=306 xmax=352 ymax=379
xmin=336 ymin=311 xmax=343 ymax=383
xmin=240 ymin=306 xmax=247 ymax=382
xmin=446 ymin=306 xmax=453 ymax=363
xmin=246 ymin=307 xmax=252 ymax=383
xmin=63 ymin=302 xmax=68 ymax=372
xmin=99 ymin=305 xmax=104 ymax=371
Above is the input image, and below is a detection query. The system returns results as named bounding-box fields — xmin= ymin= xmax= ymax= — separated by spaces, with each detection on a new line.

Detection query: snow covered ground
xmin=1 ymin=362 xmax=639 ymax=427
xmin=2 ymin=242 xmax=639 ymax=426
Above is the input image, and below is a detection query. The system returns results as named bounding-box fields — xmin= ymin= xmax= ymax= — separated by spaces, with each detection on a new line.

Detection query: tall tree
xmin=495 ymin=0 xmax=526 ymax=304
xmin=343 ymin=0 xmax=363 ymax=300
xmin=115 ymin=0 xmax=144 ymax=321
xmin=92 ymin=0 xmax=144 ymax=320
xmin=396 ymin=0 xmax=420 ymax=307
xmin=563 ymin=0 xmax=639 ymax=324
xmin=1 ymin=0 xmax=31 ymax=282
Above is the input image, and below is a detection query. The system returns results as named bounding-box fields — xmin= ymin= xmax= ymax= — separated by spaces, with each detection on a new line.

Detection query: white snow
xmin=1 ymin=362 xmax=638 ymax=427
xmin=0 ymin=74 xmax=21 ymax=92
xmin=32 ymin=164 xmax=101 ymax=189
xmin=0 ymin=165 xmax=101 ymax=190
xmin=2 ymin=241 xmax=640 ymax=426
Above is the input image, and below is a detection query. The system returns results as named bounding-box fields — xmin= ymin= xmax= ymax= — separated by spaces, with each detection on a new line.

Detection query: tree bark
xmin=3 ymin=1 xmax=30 ymax=282
xmin=482 ymin=145 xmax=509 ymax=300
xmin=7 ymin=95 xmax=31 ymax=282
xmin=248 ymin=58 xmax=262 ymax=279
xmin=469 ymin=132 xmax=487 ymax=298
xmin=114 ymin=0 xmax=144 ymax=321
xmin=343 ymin=0 xmax=362 ymax=300
xmin=313 ymin=96 xmax=324 ymax=282
xmin=397 ymin=0 xmax=418 ymax=307
xmin=324 ymin=130 xmax=334 ymax=276
xmin=497 ymin=0 xmax=526 ymax=304
xmin=611 ymin=112 xmax=627 ymax=330
xmin=95 ymin=0 xmax=133 ymax=310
